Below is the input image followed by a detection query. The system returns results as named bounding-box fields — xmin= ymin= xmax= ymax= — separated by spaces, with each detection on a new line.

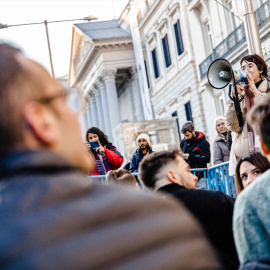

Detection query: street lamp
xmin=0 ymin=15 xmax=98 ymax=78
xmin=243 ymin=0 xmax=262 ymax=56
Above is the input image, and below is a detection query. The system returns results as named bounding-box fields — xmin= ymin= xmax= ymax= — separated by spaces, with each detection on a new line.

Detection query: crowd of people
xmin=1 ymin=41 xmax=270 ymax=270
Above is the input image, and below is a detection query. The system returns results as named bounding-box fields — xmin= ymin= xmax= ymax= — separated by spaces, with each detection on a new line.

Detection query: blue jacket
xmin=239 ymin=256 xmax=270 ymax=270
xmin=129 ymin=148 xmax=153 ymax=173
xmin=233 ymin=169 xmax=270 ymax=264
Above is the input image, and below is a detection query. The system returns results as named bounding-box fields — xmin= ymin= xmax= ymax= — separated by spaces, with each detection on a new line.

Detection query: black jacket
xmin=158 ymin=183 xmax=239 ymax=270
xmin=180 ymin=131 xmax=210 ymax=170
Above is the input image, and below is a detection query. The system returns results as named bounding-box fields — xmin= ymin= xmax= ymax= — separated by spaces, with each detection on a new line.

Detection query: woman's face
xmin=241 ymin=60 xmax=263 ymax=83
xmin=88 ymin=133 xmax=99 ymax=142
xmin=239 ymin=161 xmax=262 ymax=189
xmin=216 ymin=119 xmax=228 ymax=134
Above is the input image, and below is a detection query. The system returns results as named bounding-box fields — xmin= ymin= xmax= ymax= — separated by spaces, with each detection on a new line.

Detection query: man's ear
xmin=24 ymin=102 xmax=59 ymax=145
xmin=260 ymin=138 xmax=270 ymax=156
xmin=166 ymin=170 xmax=178 ymax=184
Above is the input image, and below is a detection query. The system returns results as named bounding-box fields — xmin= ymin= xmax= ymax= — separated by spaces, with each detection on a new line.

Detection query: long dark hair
xmin=235 ymin=152 xmax=270 ymax=193
xmin=85 ymin=127 xmax=109 ymax=147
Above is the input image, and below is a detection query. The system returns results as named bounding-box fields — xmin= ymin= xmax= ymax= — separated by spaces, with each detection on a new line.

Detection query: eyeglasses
xmin=36 ymin=87 xmax=82 ymax=113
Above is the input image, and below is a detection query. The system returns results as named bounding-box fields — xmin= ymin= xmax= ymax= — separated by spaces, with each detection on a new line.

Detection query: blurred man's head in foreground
xmin=0 ymin=43 xmax=93 ymax=173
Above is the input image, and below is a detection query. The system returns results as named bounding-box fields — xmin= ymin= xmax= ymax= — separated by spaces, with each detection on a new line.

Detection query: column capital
xmin=88 ymin=90 xmax=96 ymax=104
xmin=93 ymin=84 xmax=101 ymax=97
xmin=102 ymin=68 xmax=117 ymax=83
xmin=95 ymin=76 xmax=104 ymax=88
xmin=130 ymin=66 xmax=138 ymax=80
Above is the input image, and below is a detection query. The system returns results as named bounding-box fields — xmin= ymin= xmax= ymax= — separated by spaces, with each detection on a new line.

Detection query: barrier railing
xmin=89 ymin=162 xmax=237 ymax=197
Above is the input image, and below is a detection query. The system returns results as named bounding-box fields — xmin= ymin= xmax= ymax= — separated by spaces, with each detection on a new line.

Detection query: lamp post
xmin=243 ymin=0 xmax=262 ymax=56
xmin=0 ymin=15 xmax=97 ymax=78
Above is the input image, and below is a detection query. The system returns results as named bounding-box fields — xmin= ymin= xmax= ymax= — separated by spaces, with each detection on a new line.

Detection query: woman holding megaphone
xmin=225 ymin=54 xmax=270 ymax=178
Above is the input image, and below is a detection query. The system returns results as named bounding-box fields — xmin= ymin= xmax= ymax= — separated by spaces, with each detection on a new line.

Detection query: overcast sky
xmin=0 ymin=0 xmax=129 ymax=77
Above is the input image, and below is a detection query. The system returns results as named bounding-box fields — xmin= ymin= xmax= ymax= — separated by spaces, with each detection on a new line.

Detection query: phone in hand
xmin=88 ymin=141 xmax=99 ymax=152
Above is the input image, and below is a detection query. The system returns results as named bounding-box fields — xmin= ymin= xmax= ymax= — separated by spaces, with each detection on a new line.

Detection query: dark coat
xmin=0 ymin=150 xmax=220 ymax=270
xmin=180 ymin=131 xmax=210 ymax=178
xmin=129 ymin=148 xmax=153 ymax=173
xmin=158 ymin=183 xmax=239 ymax=270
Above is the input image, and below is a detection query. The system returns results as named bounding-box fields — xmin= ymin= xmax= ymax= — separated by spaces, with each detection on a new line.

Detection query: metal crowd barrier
xmin=89 ymin=162 xmax=237 ymax=197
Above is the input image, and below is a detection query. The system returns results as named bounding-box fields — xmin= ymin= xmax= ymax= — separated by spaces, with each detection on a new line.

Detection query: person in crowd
xmin=0 ymin=42 xmax=221 ymax=269
xmin=180 ymin=121 xmax=210 ymax=189
xmin=233 ymin=94 xmax=270 ymax=268
xmin=139 ymin=149 xmax=239 ymax=270
xmin=129 ymin=133 xmax=153 ymax=173
xmin=235 ymin=152 xmax=270 ymax=194
xmin=106 ymin=169 xmax=139 ymax=189
xmin=225 ymin=54 xmax=270 ymax=176
xmin=85 ymin=127 xmax=123 ymax=175
xmin=213 ymin=116 xmax=231 ymax=165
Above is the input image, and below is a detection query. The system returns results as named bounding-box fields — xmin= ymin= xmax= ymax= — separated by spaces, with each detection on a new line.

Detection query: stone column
xmin=94 ymin=85 xmax=105 ymax=132
xmin=89 ymin=91 xmax=98 ymax=127
xmin=86 ymin=104 xmax=93 ymax=128
xmin=130 ymin=67 xmax=144 ymax=121
xmin=102 ymin=69 xmax=121 ymax=130
xmin=98 ymin=77 xmax=112 ymax=139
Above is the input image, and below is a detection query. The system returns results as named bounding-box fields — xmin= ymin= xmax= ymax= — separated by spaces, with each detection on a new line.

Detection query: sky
xmin=0 ymin=0 xmax=129 ymax=78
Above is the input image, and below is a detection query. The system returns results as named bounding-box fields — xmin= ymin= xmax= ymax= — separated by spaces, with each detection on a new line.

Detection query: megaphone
xmin=207 ymin=58 xmax=244 ymax=128
xmin=207 ymin=58 xmax=248 ymax=89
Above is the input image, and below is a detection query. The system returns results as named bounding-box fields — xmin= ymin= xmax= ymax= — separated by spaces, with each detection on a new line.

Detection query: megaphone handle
xmin=233 ymin=82 xmax=244 ymax=128
xmin=229 ymin=85 xmax=234 ymax=101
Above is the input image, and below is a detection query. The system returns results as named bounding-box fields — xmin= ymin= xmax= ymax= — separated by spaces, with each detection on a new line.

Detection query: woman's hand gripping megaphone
xmin=232 ymin=84 xmax=246 ymax=99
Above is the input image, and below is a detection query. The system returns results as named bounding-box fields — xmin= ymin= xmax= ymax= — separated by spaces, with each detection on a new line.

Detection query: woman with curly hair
xmin=85 ymin=127 xmax=123 ymax=175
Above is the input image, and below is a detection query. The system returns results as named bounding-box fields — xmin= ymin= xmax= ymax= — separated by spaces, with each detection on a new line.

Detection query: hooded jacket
xmin=213 ymin=132 xmax=230 ymax=165
xmin=180 ymin=131 xmax=211 ymax=171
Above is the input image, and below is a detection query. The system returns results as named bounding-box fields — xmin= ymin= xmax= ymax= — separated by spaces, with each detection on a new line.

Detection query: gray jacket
xmin=0 ymin=150 xmax=220 ymax=270
xmin=213 ymin=133 xmax=230 ymax=165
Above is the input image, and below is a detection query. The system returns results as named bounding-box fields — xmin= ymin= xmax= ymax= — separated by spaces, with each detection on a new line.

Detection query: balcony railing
xmin=199 ymin=0 xmax=270 ymax=79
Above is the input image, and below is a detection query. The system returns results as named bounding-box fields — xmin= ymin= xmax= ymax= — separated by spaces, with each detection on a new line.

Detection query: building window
xmin=225 ymin=0 xmax=236 ymax=34
xmin=162 ymin=34 xmax=171 ymax=68
xmin=204 ymin=21 xmax=213 ymax=55
xmin=151 ymin=48 xmax=160 ymax=79
xmin=174 ymin=20 xmax=184 ymax=55
xmin=184 ymin=101 xmax=193 ymax=122
xmin=144 ymin=60 xmax=150 ymax=88
xmin=172 ymin=111 xmax=181 ymax=141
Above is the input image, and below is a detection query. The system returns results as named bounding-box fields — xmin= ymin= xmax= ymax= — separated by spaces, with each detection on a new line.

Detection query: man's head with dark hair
xmin=247 ymin=95 xmax=270 ymax=162
xmin=0 ymin=42 xmax=93 ymax=172
xmin=139 ymin=149 xmax=198 ymax=190
xmin=181 ymin=121 xmax=196 ymax=142
xmin=240 ymin=54 xmax=268 ymax=78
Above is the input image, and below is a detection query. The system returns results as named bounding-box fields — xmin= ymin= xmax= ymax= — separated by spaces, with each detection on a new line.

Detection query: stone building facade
xmin=69 ymin=0 xmax=270 ymax=163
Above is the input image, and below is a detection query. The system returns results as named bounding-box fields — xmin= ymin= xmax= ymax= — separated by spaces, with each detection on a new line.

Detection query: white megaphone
xmin=207 ymin=58 xmax=244 ymax=128
xmin=207 ymin=58 xmax=248 ymax=89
